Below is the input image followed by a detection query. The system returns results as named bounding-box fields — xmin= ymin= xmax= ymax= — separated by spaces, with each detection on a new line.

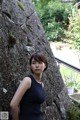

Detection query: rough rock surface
xmin=0 ymin=0 xmax=69 ymax=119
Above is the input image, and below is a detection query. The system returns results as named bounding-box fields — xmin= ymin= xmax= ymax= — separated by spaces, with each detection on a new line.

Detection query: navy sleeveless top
xmin=19 ymin=75 xmax=45 ymax=120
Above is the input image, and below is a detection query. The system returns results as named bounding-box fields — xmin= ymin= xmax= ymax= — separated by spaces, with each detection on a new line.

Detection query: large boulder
xmin=0 ymin=0 xmax=69 ymax=119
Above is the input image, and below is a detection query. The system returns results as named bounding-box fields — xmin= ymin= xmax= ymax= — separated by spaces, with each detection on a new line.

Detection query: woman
xmin=10 ymin=52 xmax=48 ymax=120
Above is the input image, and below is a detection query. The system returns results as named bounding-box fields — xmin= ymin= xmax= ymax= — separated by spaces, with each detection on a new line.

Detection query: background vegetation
xmin=67 ymin=102 xmax=80 ymax=120
xmin=60 ymin=65 xmax=80 ymax=92
xmin=33 ymin=0 xmax=72 ymax=41
xmin=65 ymin=4 xmax=80 ymax=50
xmin=32 ymin=0 xmax=80 ymax=50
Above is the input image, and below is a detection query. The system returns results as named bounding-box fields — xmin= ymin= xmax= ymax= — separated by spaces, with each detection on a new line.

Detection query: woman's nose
xmin=35 ymin=63 xmax=39 ymax=67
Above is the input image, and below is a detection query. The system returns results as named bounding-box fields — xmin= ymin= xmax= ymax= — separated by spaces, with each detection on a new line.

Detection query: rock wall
xmin=0 ymin=0 xmax=69 ymax=119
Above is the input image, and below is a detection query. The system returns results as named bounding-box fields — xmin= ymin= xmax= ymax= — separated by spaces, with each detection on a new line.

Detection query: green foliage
xmin=66 ymin=6 xmax=80 ymax=50
xmin=33 ymin=0 xmax=72 ymax=41
xmin=46 ymin=22 xmax=65 ymax=41
xmin=16 ymin=0 xmax=25 ymax=11
xmin=32 ymin=0 xmax=59 ymax=7
xmin=33 ymin=0 xmax=80 ymax=49
xmin=43 ymin=1 xmax=71 ymax=41
xmin=67 ymin=103 xmax=80 ymax=120
xmin=60 ymin=65 xmax=80 ymax=90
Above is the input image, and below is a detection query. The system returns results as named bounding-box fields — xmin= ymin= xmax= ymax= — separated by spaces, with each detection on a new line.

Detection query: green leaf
xmin=16 ymin=0 xmax=25 ymax=11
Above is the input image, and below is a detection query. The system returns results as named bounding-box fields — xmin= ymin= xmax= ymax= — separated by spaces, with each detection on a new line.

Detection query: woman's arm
xmin=10 ymin=77 xmax=31 ymax=120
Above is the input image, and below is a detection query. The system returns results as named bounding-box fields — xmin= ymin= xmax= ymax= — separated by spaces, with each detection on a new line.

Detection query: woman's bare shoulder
xmin=23 ymin=76 xmax=31 ymax=81
xmin=21 ymin=76 xmax=31 ymax=88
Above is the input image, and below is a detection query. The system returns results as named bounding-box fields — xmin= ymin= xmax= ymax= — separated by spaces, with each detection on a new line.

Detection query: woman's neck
xmin=32 ymin=74 xmax=42 ymax=82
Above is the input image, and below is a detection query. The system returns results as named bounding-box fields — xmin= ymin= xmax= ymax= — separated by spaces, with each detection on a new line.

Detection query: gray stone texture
xmin=0 ymin=0 xmax=70 ymax=119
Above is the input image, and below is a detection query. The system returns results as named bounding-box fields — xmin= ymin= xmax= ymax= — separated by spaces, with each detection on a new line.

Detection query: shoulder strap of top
xmin=28 ymin=75 xmax=34 ymax=83
xmin=28 ymin=75 xmax=34 ymax=80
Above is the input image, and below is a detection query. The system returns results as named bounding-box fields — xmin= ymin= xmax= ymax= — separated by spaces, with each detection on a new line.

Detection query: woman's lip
xmin=35 ymin=69 xmax=40 ymax=70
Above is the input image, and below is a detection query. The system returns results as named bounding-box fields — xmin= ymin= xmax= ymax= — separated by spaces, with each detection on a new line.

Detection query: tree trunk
xmin=0 ymin=0 xmax=70 ymax=120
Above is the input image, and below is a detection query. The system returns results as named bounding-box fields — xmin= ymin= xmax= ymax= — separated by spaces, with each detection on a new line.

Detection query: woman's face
xmin=30 ymin=58 xmax=46 ymax=74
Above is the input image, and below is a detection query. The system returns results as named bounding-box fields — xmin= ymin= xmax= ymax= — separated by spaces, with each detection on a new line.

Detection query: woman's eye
xmin=32 ymin=62 xmax=36 ymax=64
